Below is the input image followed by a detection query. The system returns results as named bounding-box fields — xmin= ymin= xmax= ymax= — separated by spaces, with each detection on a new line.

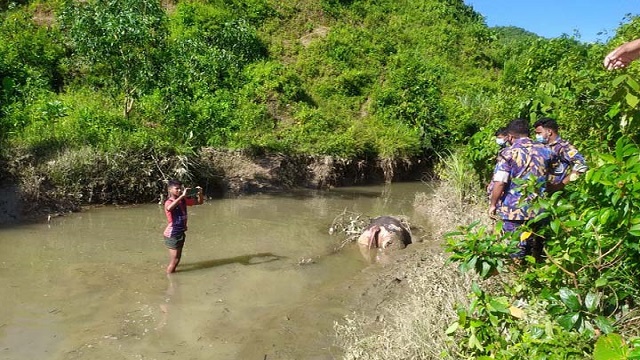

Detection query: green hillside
xmin=6 ymin=0 xmax=640 ymax=208
xmin=4 ymin=0 xmax=637 ymax=161
xmin=0 ymin=0 xmax=519 ymax=159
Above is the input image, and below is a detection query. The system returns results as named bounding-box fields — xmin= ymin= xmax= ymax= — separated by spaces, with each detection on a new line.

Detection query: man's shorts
xmin=164 ymin=233 xmax=186 ymax=250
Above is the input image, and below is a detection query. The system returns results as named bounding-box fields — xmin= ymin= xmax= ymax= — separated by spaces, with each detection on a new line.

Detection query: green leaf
xmin=607 ymin=103 xmax=621 ymax=119
xmin=471 ymin=282 xmax=482 ymax=297
xmin=616 ymin=139 xmax=635 ymax=162
xmin=559 ymin=288 xmax=581 ymax=311
xmin=594 ymin=316 xmax=615 ymax=334
xmin=629 ymin=223 xmax=640 ymax=237
xmin=623 ymin=143 xmax=638 ymax=157
xmin=563 ymin=220 xmax=583 ymax=227
xmin=459 ymin=260 xmax=471 ymax=273
xmin=595 ymin=277 xmax=608 ymax=288
xmin=593 ymin=333 xmax=627 ymax=360
xmin=627 ymin=76 xmax=640 ymax=92
xmin=468 ymin=256 xmax=478 ymax=271
xmin=613 ymin=74 xmax=628 ymax=87
xmin=550 ymin=219 xmax=560 ymax=234
xmin=468 ymin=333 xmax=483 ymax=351
xmin=445 ymin=321 xmax=458 ymax=335
xmin=458 ymin=308 xmax=468 ymax=324
xmin=599 ymin=153 xmax=617 ymax=164
xmin=628 ymin=348 xmax=640 ymax=360
xmin=612 ymin=192 xmax=621 ymax=206
xmin=488 ymin=299 xmax=509 ymax=314
xmin=530 ymin=326 xmax=544 ymax=339
xmin=599 ymin=209 xmax=612 ymax=224
xmin=557 ymin=312 xmax=580 ymax=330
xmin=585 ymin=292 xmax=600 ymax=312
xmin=480 ymin=261 xmax=491 ymax=278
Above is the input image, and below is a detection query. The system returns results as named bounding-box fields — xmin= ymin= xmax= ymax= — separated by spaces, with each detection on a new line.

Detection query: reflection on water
xmin=0 ymin=182 xmax=431 ymax=360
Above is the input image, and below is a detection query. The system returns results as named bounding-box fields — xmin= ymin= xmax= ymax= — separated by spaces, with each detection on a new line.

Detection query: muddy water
xmin=0 ymin=182 xmax=430 ymax=360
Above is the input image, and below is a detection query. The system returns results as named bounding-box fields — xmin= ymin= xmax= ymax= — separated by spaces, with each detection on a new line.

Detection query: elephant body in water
xmin=356 ymin=216 xmax=412 ymax=250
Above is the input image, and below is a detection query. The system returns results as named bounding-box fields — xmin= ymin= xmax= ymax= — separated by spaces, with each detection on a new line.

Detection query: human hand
xmin=604 ymin=39 xmax=640 ymax=70
xmin=488 ymin=205 xmax=497 ymax=219
xmin=181 ymin=187 xmax=191 ymax=197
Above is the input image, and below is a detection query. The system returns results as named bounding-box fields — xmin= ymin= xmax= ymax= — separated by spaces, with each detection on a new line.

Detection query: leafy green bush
xmin=446 ymin=221 xmax=518 ymax=279
xmin=447 ymin=135 xmax=640 ymax=358
xmin=0 ymin=4 xmax=65 ymax=138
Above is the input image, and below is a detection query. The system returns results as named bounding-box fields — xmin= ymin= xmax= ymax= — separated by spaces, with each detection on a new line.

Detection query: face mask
xmin=495 ymin=138 xmax=506 ymax=147
xmin=535 ymin=134 xmax=547 ymax=144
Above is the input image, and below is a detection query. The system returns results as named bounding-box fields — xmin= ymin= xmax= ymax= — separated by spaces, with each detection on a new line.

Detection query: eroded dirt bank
xmin=0 ymin=147 xmax=432 ymax=224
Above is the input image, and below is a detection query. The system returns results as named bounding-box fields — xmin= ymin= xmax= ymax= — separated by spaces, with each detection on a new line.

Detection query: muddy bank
xmin=332 ymin=181 xmax=487 ymax=359
xmin=0 ymin=146 xmax=432 ymax=224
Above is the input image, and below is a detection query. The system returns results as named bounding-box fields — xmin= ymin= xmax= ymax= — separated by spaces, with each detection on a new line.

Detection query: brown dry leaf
xmin=509 ymin=305 xmax=525 ymax=319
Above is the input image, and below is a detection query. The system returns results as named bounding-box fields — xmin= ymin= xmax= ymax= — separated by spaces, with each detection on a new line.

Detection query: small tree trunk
xmin=124 ymin=95 xmax=134 ymax=119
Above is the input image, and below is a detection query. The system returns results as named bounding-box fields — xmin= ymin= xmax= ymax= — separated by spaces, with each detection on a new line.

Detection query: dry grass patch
xmin=334 ymin=251 xmax=474 ymax=360
xmin=414 ymin=181 xmax=491 ymax=239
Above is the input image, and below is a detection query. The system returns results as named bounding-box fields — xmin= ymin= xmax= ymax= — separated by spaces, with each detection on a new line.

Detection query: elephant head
xmin=356 ymin=216 xmax=412 ymax=250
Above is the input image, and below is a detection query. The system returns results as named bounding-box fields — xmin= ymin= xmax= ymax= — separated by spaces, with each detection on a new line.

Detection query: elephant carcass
xmin=356 ymin=216 xmax=412 ymax=250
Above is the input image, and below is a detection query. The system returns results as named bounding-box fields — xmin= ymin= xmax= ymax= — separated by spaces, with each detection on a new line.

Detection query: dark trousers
xmin=503 ymin=219 xmax=546 ymax=262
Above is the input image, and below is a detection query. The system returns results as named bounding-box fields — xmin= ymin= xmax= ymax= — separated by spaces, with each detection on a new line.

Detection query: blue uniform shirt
xmin=492 ymin=137 xmax=555 ymax=221
xmin=548 ymin=137 xmax=587 ymax=185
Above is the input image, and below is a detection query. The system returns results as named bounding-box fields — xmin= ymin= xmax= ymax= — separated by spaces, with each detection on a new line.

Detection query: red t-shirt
xmin=163 ymin=197 xmax=196 ymax=238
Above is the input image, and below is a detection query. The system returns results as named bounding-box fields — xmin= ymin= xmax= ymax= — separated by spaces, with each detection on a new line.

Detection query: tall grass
xmin=433 ymin=150 xmax=482 ymax=208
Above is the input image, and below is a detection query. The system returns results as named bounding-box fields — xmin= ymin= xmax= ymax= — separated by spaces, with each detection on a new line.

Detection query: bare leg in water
xmin=166 ymin=247 xmax=183 ymax=274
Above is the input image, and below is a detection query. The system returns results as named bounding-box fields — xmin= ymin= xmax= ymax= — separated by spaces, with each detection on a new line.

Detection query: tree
xmin=59 ymin=0 xmax=168 ymax=118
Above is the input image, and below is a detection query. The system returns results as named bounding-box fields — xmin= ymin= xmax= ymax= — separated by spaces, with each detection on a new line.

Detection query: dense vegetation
xmin=0 ymin=0 xmax=494 ymax=159
xmin=439 ymin=10 xmax=640 ymax=360
xmin=4 ymin=0 xmax=640 ymax=358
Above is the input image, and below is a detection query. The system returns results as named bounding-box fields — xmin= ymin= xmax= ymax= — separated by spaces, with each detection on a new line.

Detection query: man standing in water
xmin=163 ymin=179 xmax=204 ymax=274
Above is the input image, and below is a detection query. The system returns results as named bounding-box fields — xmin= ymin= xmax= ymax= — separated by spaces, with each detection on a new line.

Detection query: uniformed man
xmin=486 ymin=127 xmax=510 ymax=201
xmin=533 ymin=117 xmax=588 ymax=193
xmin=488 ymin=118 xmax=555 ymax=260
